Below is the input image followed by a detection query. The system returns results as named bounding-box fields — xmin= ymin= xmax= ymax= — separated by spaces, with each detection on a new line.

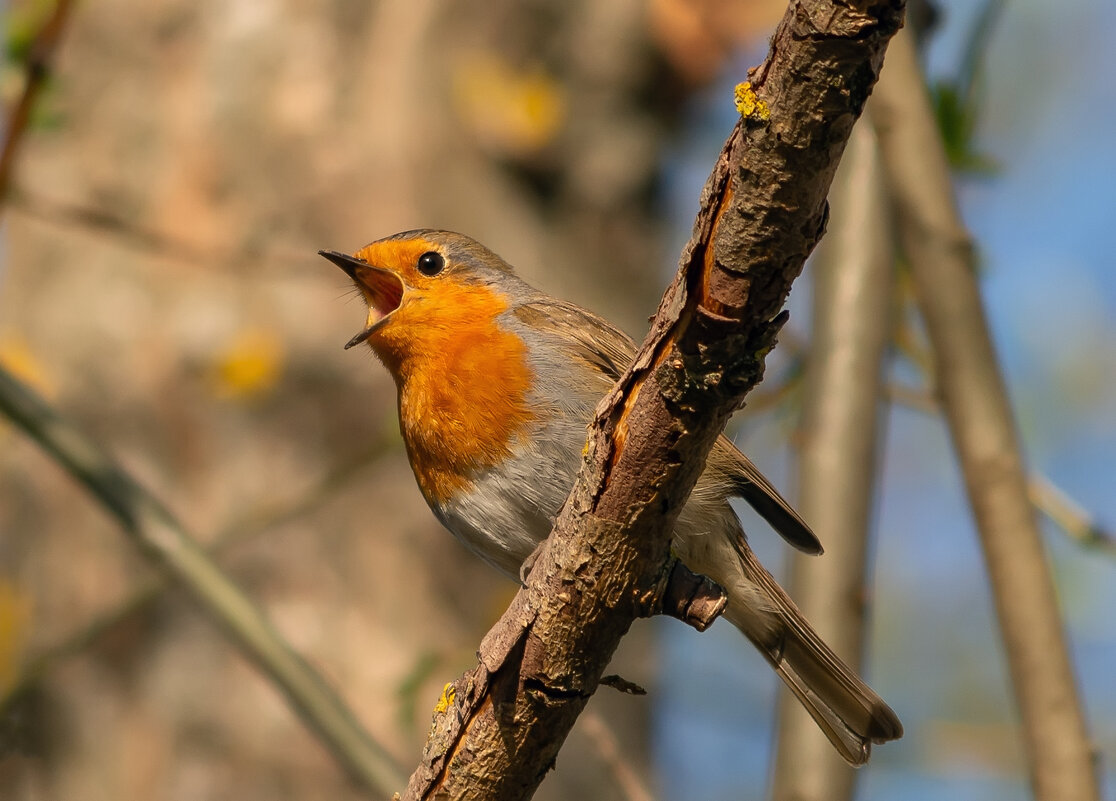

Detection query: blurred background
xmin=0 ymin=1 xmax=1112 ymax=800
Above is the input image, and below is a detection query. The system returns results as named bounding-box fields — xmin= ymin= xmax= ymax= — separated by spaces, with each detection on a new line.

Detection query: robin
xmin=320 ymin=229 xmax=902 ymax=764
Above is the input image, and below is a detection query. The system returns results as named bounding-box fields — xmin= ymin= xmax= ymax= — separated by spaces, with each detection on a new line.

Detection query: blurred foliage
xmin=929 ymin=0 xmax=1004 ymax=174
xmin=208 ymin=326 xmax=287 ymax=402
xmin=930 ymin=81 xmax=997 ymax=174
xmin=453 ymin=52 xmax=567 ymax=158
xmin=2 ymin=0 xmax=66 ymax=132
xmin=3 ymin=0 xmax=52 ymax=66
xmin=395 ymin=650 xmax=443 ymax=734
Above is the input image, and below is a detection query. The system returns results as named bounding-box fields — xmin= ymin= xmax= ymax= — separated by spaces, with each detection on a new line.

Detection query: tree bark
xmin=403 ymin=2 xmax=906 ymax=798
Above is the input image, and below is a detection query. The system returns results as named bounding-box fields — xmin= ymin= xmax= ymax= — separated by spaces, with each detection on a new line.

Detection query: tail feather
xmin=722 ymin=542 xmax=902 ymax=766
xmin=767 ymin=646 xmax=874 ymax=765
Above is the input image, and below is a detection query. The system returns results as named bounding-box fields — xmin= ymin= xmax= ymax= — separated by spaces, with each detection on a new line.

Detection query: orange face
xmin=334 ymin=238 xmax=440 ymax=352
xmin=328 ymin=236 xmax=536 ymax=503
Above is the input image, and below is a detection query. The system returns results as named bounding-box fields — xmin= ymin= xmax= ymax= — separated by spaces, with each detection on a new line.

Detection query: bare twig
xmin=0 ymin=436 xmax=391 ymax=714
xmin=771 ymin=121 xmax=895 ymax=801
xmin=0 ymin=0 xmax=77 ymax=216
xmin=1028 ymin=474 xmax=1116 ymax=555
xmin=956 ymin=0 xmax=1006 ymax=111
xmin=578 ymin=710 xmax=657 ymax=801
xmin=871 ymin=28 xmax=1100 ymax=801
xmin=892 ymin=314 xmax=936 ymax=377
xmin=0 ymin=365 xmax=406 ymax=796
xmin=402 ymin=3 xmax=905 ymax=798
xmin=10 ymin=188 xmax=310 ymax=273
xmin=885 ymin=383 xmax=1114 ymax=553
xmin=885 ymin=380 xmax=940 ymax=415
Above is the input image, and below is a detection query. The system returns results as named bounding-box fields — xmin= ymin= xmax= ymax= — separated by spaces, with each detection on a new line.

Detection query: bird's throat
xmin=372 ymin=285 xmax=535 ymax=504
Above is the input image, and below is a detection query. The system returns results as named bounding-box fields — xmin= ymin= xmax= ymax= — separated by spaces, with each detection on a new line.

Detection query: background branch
xmin=577 ymin=710 xmax=657 ymax=801
xmin=0 ymin=436 xmax=390 ymax=716
xmin=0 ymin=0 xmax=76 ymax=215
xmin=1028 ymin=473 xmax=1116 ymax=556
xmin=771 ymin=120 xmax=895 ymax=801
xmin=8 ymin=187 xmax=311 ymax=273
xmin=0 ymin=365 xmax=406 ymax=796
xmin=885 ymin=381 xmax=1115 ymax=554
xmin=871 ymin=28 xmax=1100 ymax=801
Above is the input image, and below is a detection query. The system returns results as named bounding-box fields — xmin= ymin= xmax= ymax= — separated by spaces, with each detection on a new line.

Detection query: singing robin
xmin=320 ymin=229 xmax=902 ymax=764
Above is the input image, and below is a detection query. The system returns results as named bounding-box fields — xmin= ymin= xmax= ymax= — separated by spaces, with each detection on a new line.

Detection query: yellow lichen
xmin=734 ymin=82 xmax=770 ymax=121
xmin=433 ymin=682 xmax=456 ymax=716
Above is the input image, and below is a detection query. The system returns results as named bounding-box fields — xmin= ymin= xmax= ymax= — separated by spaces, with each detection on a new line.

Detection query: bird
xmin=320 ymin=229 xmax=902 ymax=765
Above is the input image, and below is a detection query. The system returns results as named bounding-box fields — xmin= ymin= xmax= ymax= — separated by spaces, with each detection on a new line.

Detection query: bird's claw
xmin=519 ymin=539 xmax=547 ymax=586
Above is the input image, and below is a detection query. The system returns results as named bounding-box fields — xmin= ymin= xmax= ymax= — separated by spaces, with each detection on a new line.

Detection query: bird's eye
xmin=417 ymin=251 xmax=445 ymax=276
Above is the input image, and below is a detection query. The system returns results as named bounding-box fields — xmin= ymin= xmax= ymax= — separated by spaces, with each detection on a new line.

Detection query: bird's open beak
xmin=319 ymin=250 xmax=406 ymax=349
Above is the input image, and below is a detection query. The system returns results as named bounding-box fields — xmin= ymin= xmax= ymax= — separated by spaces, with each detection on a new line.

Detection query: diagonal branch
xmin=402 ymin=2 xmax=906 ymax=798
xmin=0 ymin=436 xmax=390 ymax=716
xmin=0 ymin=365 xmax=406 ymax=796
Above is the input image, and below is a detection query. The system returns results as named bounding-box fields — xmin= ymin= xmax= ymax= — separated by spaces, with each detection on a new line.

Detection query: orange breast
xmin=368 ymin=280 xmax=535 ymax=504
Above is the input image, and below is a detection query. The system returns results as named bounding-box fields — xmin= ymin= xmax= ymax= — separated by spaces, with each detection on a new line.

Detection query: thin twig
xmin=0 ymin=435 xmax=392 ymax=714
xmin=957 ymin=0 xmax=1006 ymax=109
xmin=885 ymin=380 xmax=940 ymax=416
xmin=10 ymin=188 xmax=311 ymax=273
xmin=0 ymin=0 xmax=77 ymax=217
xmin=885 ymin=382 xmax=1115 ymax=554
xmin=1028 ymin=475 xmax=1116 ymax=555
xmin=891 ymin=311 xmax=936 ymax=378
xmin=578 ymin=710 xmax=657 ymax=801
xmin=0 ymin=364 xmax=406 ymax=796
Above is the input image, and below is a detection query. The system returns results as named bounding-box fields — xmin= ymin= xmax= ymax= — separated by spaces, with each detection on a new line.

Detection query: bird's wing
xmin=710 ymin=437 xmax=822 ymax=554
xmin=513 ymin=296 xmax=821 ymax=554
xmin=512 ymin=297 xmax=636 ymax=382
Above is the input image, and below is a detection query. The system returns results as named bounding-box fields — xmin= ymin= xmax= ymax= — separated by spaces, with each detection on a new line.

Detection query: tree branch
xmin=0 ymin=365 xmax=406 ymax=796
xmin=0 ymin=437 xmax=390 ymax=716
xmin=871 ymin=28 xmax=1100 ymax=801
xmin=577 ymin=710 xmax=657 ymax=801
xmin=771 ymin=120 xmax=895 ymax=801
xmin=403 ymin=2 xmax=906 ymax=798
xmin=0 ymin=0 xmax=76 ymax=217
xmin=1028 ymin=473 xmax=1116 ymax=556
xmin=884 ymin=381 xmax=1116 ymax=556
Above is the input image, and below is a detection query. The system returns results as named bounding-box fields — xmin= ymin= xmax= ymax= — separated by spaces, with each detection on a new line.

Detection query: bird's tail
xmin=721 ymin=540 xmax=902 ymax=766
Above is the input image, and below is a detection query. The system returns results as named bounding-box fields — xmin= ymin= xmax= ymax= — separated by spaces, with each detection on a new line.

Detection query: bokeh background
xmin=0 ymin=1 xmax=1112 ymax=800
